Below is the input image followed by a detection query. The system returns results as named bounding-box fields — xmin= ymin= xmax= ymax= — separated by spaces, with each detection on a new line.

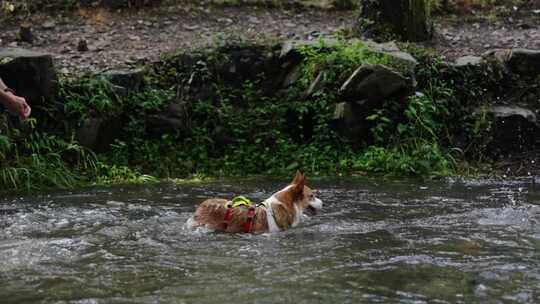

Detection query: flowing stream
xmin=1 ymin=178 xmax=539 ymax=303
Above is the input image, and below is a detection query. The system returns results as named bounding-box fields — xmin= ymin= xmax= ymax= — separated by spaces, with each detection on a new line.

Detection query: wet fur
xmin=188 ymin=172 xmax=321 ymax=234
xmin=190 ymin=198 xmax=269 ymax=233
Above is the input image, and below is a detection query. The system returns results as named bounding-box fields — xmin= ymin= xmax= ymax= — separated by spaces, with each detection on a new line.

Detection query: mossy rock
xmin=280 ymin=38 xmax=417 ymax=86
xmin=0 ymin=48 xmax=57 ymax=115
xmin=507 ymin=49 xmax=540 ymax=78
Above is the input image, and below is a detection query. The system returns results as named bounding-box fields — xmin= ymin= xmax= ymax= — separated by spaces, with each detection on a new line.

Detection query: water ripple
xmin=1 ymin=179 xmax=539 ymax=303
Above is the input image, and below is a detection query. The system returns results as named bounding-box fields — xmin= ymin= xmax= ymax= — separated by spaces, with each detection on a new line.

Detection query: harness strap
xmin=222 ymin=207 xmax=234 ymax=231
xmin=222 ymin=196 xmax=264 ymax=233
xmin=244 ymin=206 xmax=257 ymax=233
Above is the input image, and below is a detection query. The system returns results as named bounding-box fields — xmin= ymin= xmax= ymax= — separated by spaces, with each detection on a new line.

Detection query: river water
xmin=1 ymin=178 xmax=539 ymax=303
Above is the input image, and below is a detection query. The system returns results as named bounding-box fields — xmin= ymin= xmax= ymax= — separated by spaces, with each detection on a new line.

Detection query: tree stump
xmin=358 ymin=0 xmax=433 ymax=42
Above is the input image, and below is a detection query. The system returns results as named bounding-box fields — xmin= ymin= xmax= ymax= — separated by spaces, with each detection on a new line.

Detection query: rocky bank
xmin=2 ymin=3 xmax=540 ymax=178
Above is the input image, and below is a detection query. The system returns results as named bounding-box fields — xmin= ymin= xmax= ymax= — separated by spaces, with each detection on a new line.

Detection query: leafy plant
xmin=0 ymin=130 xmax=98 ymax=190
xmin=59 ymin=75 xmax=122 ymax=120
xmin=1 ymin=37 xmax=517 ymax=191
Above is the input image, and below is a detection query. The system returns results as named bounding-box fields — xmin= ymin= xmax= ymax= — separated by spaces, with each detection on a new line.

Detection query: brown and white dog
xmin=186 ymin=172 xmax=323 ymax=233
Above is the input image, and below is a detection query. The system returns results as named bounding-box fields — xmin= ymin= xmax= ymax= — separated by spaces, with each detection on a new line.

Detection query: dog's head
xmin=274 ymin=171 xmax=323 ymax=217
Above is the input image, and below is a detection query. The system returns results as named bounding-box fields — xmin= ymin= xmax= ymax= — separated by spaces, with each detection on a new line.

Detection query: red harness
xmin=222 ymin=205 xmax=257 ymax=233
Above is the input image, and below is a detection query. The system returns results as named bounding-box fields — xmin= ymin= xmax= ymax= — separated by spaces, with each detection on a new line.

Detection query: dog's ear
xmin=291 ymin=170 xmax=305 ymax=185
xmin=291 ymin=172 xmax=305 ymax=200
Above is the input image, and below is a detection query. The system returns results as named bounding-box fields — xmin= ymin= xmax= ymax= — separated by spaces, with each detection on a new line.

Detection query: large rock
xmin=0 ymin=48 xmax=57 ymax=111
xmin=281 ymin=39 xmax=418 ymax=70
xmin=364 ymin=40 xmax=418 ymax=72
xmin=332 ymin=64 xmax=414 ymax=143
xmin=103 ymin=68 xmax=145 ymax=93
xmin=506 ymin=48 xmax=540 ymax=78
xmin=280 ymin=39 xmax=418 ymax=90
xmin=146 ymin=102 xmax=190 ymax=136
xmin=450 ymin=56 xmax=486 ymax=77
xmin=216 ymin=44 xmax=277 ymax=85
xmin=331 ymin=102 xmax=372 ymax=143
xmin=486 ymin=105 xmax=540 ymax=157
xmin=76 ymin=117 xmax=124 ymax=152
xmin=482 ymin=49 xmax=512 ymax=64
xmin=454 ymin=55 xmax=483 ymax=67
xmin=279 ymin=39 xmax=341 ymax=60
xmin=282 ymin=64 xmax=303 ymax=88
xmin=339 ymin=64 xmax=414 ymax=104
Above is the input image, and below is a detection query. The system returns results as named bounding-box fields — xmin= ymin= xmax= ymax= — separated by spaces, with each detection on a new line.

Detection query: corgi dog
xmin=187 ymin=172 xmax=323 ymax=233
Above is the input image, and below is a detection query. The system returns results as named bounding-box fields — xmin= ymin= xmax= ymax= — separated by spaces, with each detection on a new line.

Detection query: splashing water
xmin=1 ymin=178 xmax=539 ymax=303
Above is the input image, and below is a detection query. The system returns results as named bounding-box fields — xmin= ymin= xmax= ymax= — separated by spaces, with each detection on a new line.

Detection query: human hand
xmin=4 ymin=93 xmax=31 ymax=119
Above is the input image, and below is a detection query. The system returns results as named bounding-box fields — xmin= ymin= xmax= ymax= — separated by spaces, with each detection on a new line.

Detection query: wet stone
xmin=455 ymin=55 xmax=483 ymax=67
xmin=364 ymin=40 xmax=418 ymax=72
xmin=75 ymin=117 xmax=123 ymax=152
xmin=331 ymin=101 xmax=371 ymax=142
xmin=339 ymin=64 xmax=414 ymax=104
xmin=0 ymin=48 xmax=57 ymax=112
xmin=507 ymin=48 xmax=540 ymax=78
xmin=41 ymin=21 xmax=56 ymax=30
xmin=485 ymin=105 xmax=540 ymax=158
xmin=102 ymin=68 xmax=145 ymax=92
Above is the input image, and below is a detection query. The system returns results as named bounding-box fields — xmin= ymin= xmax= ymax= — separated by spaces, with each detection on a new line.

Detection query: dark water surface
xmin=1 ymin=178 xmax=539 ymax=303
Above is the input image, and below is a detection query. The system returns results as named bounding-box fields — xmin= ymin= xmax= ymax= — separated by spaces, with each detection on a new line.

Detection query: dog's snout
xmin=309 ymin=197 xmax=323 ymax=210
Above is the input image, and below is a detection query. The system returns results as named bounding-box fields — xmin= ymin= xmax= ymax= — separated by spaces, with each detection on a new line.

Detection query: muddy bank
xmin=1 ymin=3 xmax=540 ymax=74
xmin=0 ymin=4 xmax=353 ymax=75
xmin=431 ymin=13 xmax=540 ymax=61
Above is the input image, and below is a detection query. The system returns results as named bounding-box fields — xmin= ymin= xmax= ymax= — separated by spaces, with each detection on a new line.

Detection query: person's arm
xmin=0 ymin=78 xmax=9 ymax=92
xmin=0 ymin=78 xmax=31 ymax=119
